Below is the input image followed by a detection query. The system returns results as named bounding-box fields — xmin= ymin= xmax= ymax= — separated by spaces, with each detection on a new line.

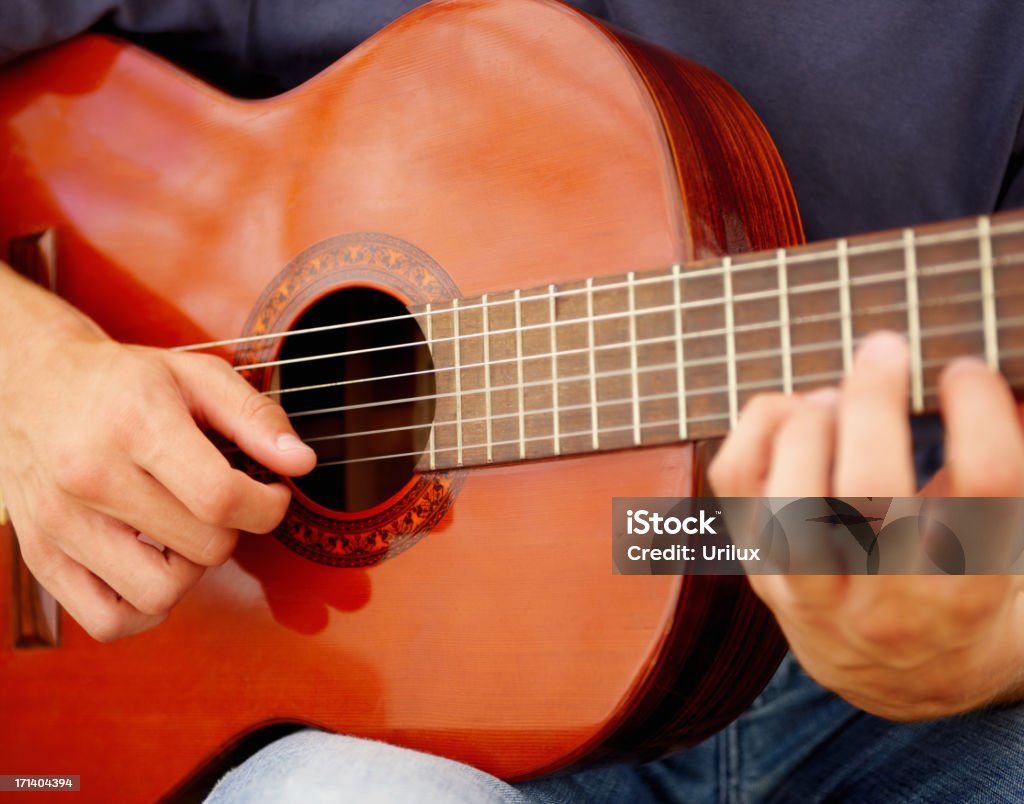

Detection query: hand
xmin=709 ymin=331 xmax=1024 ymax=719
xmin=0 ymin=264 xmax=317 ymax=641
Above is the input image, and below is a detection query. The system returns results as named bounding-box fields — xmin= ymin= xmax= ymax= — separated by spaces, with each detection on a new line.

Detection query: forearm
xmin=0 ymin=259 xmax=102 ymax=343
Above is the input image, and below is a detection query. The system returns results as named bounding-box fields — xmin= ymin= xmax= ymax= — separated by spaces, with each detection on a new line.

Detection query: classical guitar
xmin=3 ymin=0 xmax=1023 ymax=800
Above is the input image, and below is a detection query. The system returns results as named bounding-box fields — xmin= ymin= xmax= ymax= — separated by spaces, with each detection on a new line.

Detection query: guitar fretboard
xmin=411 ymin=210 xmax=1024 ymax=470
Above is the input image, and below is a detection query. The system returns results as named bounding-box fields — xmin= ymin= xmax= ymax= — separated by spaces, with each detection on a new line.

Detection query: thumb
xmin=168 ymin=352 xmax=318 ymax=476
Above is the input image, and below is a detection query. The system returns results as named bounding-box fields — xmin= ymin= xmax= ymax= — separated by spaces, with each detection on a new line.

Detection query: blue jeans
xmin=206 ymin=653 xmax=1024 ymax=802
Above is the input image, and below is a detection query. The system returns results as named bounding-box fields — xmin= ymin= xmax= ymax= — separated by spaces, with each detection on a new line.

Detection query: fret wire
xmin=837 ymin=238 xmax=853 ymax=373
xmin=723 ymin=256 xmax=738 ymax=428
xmin=317 ymin=340 xmax=1024 ymax=469
xmin=979 ymin=216 xmax=999 ymax=370
xmin=424 ymin=302 xmax=437 ymax=471
xmin=514 ymin=288 xmax=526 ymax=460
xmin=452 ymin=298 xmax=463 ymax=466
xmin=903 ymin=229 xmax=924 ymax=412
xmin=289 ymin=302 xmax=1024 ymax=420
xmin=586 ymin=277 xmax=599 ymax=450
xmin=777 ymin=248 xmax=793 ymax=394
xmin=482 ymin=293 xmax=494 ymax=463
xmin=185 ymin=213 xmax=1024 ymax=356
xmin=627 ymin=271 xmax=641 ymax=445
xmin=548 ymin=284 xmax=560 ymax=456
xmin=671 ymin=263 xmax=687 ymax=439
xmin=242 ymin=250 xmax=1024 ymax=374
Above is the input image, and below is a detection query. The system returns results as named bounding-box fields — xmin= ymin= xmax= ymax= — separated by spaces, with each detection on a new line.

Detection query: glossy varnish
xmin=0 ymin=1 xmax=799 ymax=799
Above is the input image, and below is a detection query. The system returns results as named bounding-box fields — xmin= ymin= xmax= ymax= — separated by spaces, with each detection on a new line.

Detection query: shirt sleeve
xmin=0 ymin=2 xmax=117 ymax=64
xmin=0 ymin=1 xmax=249 ymax=66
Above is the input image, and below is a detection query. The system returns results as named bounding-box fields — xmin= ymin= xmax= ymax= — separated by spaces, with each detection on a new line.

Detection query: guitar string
xmin=311 ymin=345 xmax=1024 ymax=470
xmin=218 ymin=312 xmax=1024 ymax=463
xmin=230 ymin=249 xmax=1018 ymax=375
xmin=173 ymin=214 xmax=1024 ymax=356
xmin=281 ymin=310 xmax=1024 ymax=421
xmin=263 ymin=283 xmax=1012 ymax=400
xmin=294 ymin=327 xmax=1022 ymax=450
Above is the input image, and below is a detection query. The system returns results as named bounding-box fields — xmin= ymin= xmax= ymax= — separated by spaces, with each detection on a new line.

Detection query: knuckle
xmin=192 ymin=476 xmax=244 ymax=525
xmin=239 ymin=387 xmax=282 ymax=425
xmin=52 ymin=452 xmax=105 ymax=500
xmin=848 ymin=600 xmax=924 ymax=651
xmin=110 ymin=353 xmax=159 ymax=407
xmin=82 ymin=606 xmax=130 ymax=643
xmin=194 ymin=351 xmax=234 ymax=376
xmin=118 ymin=392 xmax=177 ymax=457
xmin=176 ymin=351 xmax=234 ymax=387
xmin=134 ymin=578 xmax=185 ymax=617
xmin=196 ymin=528 xmax=239 ymax=567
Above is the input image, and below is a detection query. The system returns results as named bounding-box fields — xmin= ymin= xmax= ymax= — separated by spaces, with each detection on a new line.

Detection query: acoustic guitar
xmin=2 ymin=0 xmax=1022 ymax=800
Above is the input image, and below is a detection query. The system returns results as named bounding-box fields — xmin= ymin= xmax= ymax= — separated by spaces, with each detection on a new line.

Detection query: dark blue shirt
xmin=2 ymin=0 xmax=1023 ymax=244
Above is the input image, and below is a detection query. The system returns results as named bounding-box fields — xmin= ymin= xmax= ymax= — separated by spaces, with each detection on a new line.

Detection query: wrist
xmin=0 ymin=261 xmax=107 ymax=371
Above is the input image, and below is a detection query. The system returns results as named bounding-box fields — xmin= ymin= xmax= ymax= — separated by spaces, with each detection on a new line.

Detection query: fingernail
xmin=806 ymin=387 xmax=839 ymax=407
xmin=276 ymin=433 xmax=312 ymax=452
xmin=942 ymin=355 xmax=989 ymax=378
xmin=856 ymin=331 xmax=907 ymax=366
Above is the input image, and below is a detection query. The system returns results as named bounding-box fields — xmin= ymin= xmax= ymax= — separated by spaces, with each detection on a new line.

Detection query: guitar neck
xmin=414 ymin=210 xmax=1024 ymax=470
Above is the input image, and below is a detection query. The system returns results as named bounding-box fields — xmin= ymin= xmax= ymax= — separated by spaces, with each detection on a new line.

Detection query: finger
xmin=16 ymin=526 xmax=163 ymax=642
xmin=765 ymin=388 xmax=839 ymax=497
xmin=835 ymin=331 xmax=915 ymax=496
xmin=760 ymin=389 xmax=847 ymax=604
xmin=30 ymin=495 xmax=207 ymax=610
xmin=71 ymin=466 xmax=247 ymax=565
xmin=168 ymin=352 xmax=317 ymax=477
xmin=940 ymin=357 xmax=1024 ymax=496
xmin=102 ymin=467 xmax=242 ymax=561
xmin=709 ymin=393 xmax=801 ymax=495
xmin=126 ymin=405 xmax=293 ymax=535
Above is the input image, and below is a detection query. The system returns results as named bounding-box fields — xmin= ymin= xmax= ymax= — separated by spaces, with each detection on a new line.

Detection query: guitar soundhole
xmin=236 ymin=232 xmax=463 ymax=566
xmin=274 ymin=287 xmax=435 ymax=513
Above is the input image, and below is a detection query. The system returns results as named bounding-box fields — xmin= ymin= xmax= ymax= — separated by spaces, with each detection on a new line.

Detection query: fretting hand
xmin=709 ymin=331 xmax=1024 ymax=719
xmin=0 ymin=263 xmax=317 ymax=641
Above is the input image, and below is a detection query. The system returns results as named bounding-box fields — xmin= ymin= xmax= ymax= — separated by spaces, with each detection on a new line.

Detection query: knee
xmin=206 ymin=730 xmax=528 ymax=804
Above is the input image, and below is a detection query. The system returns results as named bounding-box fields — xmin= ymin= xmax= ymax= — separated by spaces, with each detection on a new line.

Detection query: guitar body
xmin=0 ymin=1 xmax=800 ymax=799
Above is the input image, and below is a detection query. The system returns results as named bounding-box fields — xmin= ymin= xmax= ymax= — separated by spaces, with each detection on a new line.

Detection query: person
xmin=2 ymin=1 xmax=1023 ymax=800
